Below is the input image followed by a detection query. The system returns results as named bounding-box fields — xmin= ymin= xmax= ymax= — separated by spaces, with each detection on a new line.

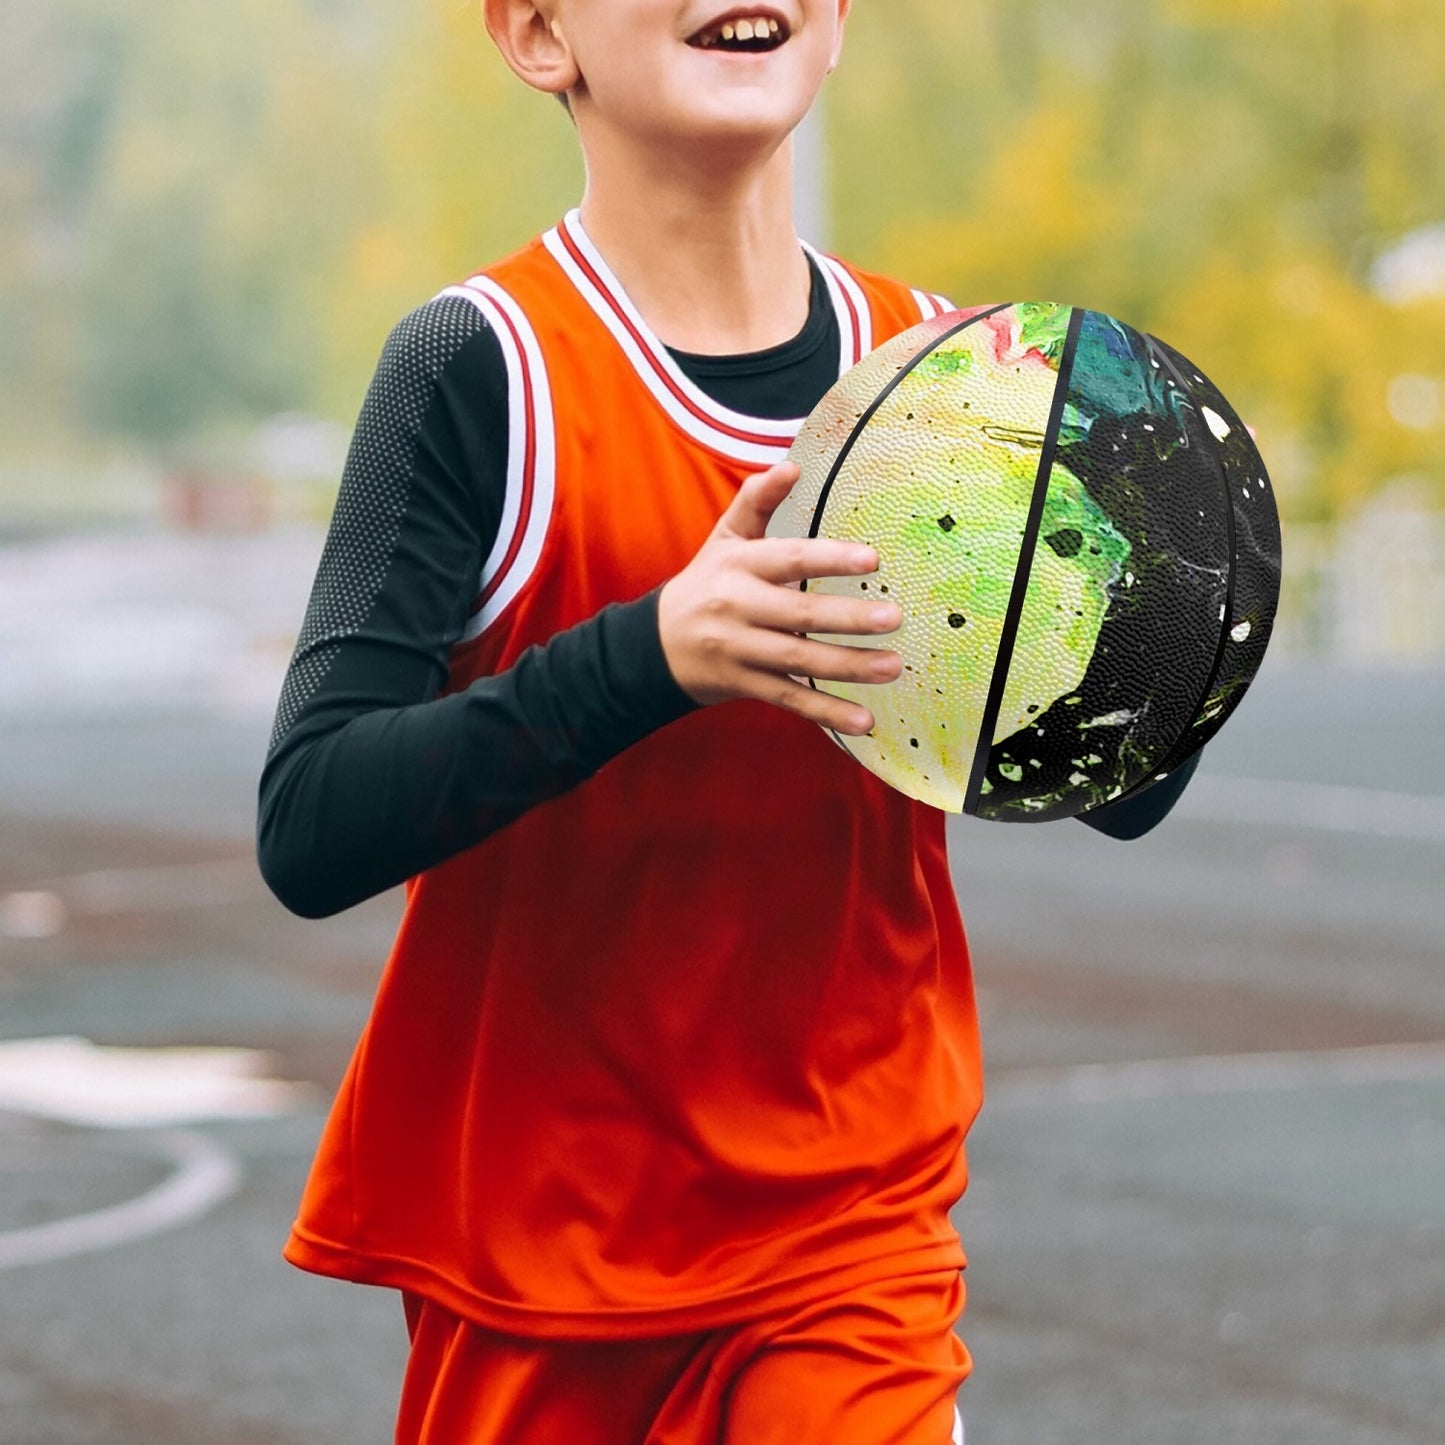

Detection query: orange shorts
xmin=396 ymin=1269 xmax=969 ymax=1445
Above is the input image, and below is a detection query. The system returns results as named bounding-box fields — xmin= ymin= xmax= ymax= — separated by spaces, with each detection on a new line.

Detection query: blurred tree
xmin=73 ymin=0 xmax=384 ymax=449
xmin=0 ymin=0 xmax=127 ymax=448
xmin=0 ymin=0 xmax=1439 ymax=531
xmin=829 ymin=0 xmax=1445 ymax=522
xmin=319 ymin=0 xmax=582 ymax=416
xmin=3 ymin=0 xmax=388 ymax=454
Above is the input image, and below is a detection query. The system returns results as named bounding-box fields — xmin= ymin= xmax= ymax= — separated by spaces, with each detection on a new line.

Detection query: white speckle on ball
xmin=1080 ymin=709 xmax=1136 ymax=729
xmin=1230 ymin=619 xmax=1252 ymax=642
xmin=1201 ymin=405 xmax=1231 ymax=440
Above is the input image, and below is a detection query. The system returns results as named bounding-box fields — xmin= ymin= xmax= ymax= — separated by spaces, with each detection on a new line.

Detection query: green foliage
xmin=2 ymin=0 xmax=1441 ymax=527
xmin=3 ymin=0 xmax=389 ymax=447
xmin=830 ymin=0 xmax=1445 ymax=522
xmin=317 ymin=1 xmax=582 ymax=416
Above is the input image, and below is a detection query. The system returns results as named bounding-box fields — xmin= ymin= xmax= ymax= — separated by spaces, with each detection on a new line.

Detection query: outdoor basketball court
xmin=1 ymin=527 xmax=1441 ymax=1443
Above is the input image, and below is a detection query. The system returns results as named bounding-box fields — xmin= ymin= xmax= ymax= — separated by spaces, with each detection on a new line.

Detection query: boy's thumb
xmin=723 ymin=460 xmax=801 ymax=541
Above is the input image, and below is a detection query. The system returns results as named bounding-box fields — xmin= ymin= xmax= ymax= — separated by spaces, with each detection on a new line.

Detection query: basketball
xmin=766 ymin=301 xmax=1282 ymax=821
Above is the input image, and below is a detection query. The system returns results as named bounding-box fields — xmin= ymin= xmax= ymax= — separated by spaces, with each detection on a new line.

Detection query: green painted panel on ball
xmin=800 ymin=303 xmax=1070 ymax=811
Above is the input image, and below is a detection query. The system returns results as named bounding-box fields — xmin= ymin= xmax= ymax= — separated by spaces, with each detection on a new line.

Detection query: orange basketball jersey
xmin=283 ymin=211 xmax=985 ymax=1338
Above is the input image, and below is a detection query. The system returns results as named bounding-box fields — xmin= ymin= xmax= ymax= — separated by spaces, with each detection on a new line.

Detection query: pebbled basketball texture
xmin=767 ymin=302 xmax=1282 ymax=821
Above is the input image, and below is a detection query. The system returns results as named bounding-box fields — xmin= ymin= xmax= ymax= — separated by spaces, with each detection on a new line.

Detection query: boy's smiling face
xmin=488 ymin=0 xmax=851 ymax=153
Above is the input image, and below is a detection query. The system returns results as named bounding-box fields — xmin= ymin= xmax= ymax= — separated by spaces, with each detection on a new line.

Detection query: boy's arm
xmin=259 ymin=295 xmax=992 ymax=919
xmin=257 ymin=298 xmax=698 ymax=919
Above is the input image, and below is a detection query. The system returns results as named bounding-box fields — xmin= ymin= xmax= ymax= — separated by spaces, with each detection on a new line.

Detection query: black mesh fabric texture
xmin=268 ymin=295 xmax=493 ymax=754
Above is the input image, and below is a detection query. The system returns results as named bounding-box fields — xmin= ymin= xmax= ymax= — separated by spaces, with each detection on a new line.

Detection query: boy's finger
xmin=759 ymin=633 xmax=903 ymax=688
xmin=719 ymin=460 xmax=801 ymax=540
xmin=744 ymin=535 xmax=881 ymax=585
xmin=745 ymin=583 xmax=902 ymax=638
xmin=761 ymin=673 xmax=875 ymax=737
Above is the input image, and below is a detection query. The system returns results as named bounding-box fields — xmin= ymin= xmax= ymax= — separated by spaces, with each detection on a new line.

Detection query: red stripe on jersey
xmin=556 ymin=217 xmax=789 ymax=450
xmin=468 ymin=286 xmax=539 ymax=620
xmin=826 ymin=254 xmax=864 ymax=365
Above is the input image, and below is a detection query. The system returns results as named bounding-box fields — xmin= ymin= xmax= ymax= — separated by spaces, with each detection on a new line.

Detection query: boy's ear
xmin=827 ymin=0 xmax=852 ymax=73
xmin=482 ymin=0 xmax=579 ymax=102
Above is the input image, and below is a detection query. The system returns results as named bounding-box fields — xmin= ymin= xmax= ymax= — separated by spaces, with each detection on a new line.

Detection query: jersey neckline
xmin=661 ymin=253 xmax=832 ymax=376
xmin=541 ymin=208 xmax=872 ymax=467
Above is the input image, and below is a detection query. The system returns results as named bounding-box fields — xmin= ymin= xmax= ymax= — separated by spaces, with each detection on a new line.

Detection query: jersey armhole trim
xmin=437 ymin=277 xmax=557 ymax=644
xmin=803 ymin=245 xmax=873 ymax=375
xmin=544 ymin=212 xmax=803 ymax=466
xmin=911 ymin=289 xmax=959 ymax=323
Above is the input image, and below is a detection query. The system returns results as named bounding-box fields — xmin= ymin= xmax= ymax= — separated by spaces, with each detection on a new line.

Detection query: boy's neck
xmin=577 ymin=133 xmax=812 ymax=358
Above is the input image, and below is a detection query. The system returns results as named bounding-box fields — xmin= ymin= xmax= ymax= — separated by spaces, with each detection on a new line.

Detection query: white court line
xmin=0 ymin=1127 xmax=240 ymax=1271
xmin=987 ymin=1041 xmax=1445 ymax=1111
xmin=1 ymin=1044 xmax=1438 ymax=1273
xmin=0 ymin=1036 xmax=314 ymax=1127
xmin=1180 ymin=774 xmax=1445 ymax=842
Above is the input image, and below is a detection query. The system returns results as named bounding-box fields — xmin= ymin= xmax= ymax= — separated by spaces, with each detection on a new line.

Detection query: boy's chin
xmin=661 ymin=91 xmax=815 ymax=148
xmin=584 ymin=74 xmax=819 ymax=156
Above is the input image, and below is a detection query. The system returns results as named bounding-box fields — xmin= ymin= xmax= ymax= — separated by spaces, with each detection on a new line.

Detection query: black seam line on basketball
xmin=963 ymin=305 xmax=1086 ymax=816
xmin=1161 ymin=335 xmax=1238 ymax=761
xmin=798 ymin=301 xmax=1012 ymax=743
xmin=1102 ymin=336 xmax=1239 ymax=805
xmin=802 ymin=303 xmax=1014 ymax=549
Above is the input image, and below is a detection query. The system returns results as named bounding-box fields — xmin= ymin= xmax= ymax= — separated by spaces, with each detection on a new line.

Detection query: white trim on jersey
xmin=543 ymin=212 xmax=796 ymax=466
xmin=952 ymin=1404 xmax=965 ymax=1444
xmin=803 ymin=241 xmax=873 ymax=371
xmin=542 ymin=209 xmax=872 ymax=467
xmin=436 ymin=277 xmax=558 ymax=644
xmin=911 ymin=288 xmax=960 ymax=322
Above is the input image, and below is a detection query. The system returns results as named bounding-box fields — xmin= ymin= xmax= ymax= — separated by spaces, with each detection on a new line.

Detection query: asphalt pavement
xmin=1 ymin=525 xmax=1441 ymax=1443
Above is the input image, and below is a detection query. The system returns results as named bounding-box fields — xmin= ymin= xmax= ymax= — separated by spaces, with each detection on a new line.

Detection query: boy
xmin=258 ymin=1 xmax=1199 ymax=1439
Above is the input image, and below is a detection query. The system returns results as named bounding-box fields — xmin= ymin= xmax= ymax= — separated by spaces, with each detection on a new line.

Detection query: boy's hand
xmin=657 ymin=460 xmax=904 ymax=736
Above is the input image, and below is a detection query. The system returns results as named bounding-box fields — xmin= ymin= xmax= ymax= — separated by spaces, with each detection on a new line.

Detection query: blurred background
xmin=5 ymin=0 xmax=1445 ymax=650
xmin=1 ymin=1 xmax=1442 ymax=1441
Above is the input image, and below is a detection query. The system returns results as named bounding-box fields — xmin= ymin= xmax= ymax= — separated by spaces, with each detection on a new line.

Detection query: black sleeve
xmin=1075 ymin=747 xmax=1202 ymax=840
xmin=256 ymin=295 xmax=698 ymax=920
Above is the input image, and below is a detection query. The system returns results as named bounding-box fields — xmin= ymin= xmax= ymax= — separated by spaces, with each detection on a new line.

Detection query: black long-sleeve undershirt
xmin=257 ymin=266 xmax=1198 ymax=919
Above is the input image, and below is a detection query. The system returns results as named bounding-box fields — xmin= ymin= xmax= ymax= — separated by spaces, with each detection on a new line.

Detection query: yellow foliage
xmin=873 ymin=89 xmax=1125 ymax=310
xmin=11 ymin=0 xmax=1439 ymax=535
xmin=828 ymin=0 xmax=1445 ymax=529
xmin=1163 ymin=0 xmax=1289 ymax=25
xmin=1152 ymin=245 xmax=1444 ymax=520
xmin=320 ymin=0 xmax=583 ymax=406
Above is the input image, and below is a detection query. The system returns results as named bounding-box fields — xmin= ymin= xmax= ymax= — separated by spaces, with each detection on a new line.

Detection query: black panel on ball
xmin=1149 ymin=335 xmax=1283 ymax=756
xmin=972 ymin=310 xmax=1233 ymax=823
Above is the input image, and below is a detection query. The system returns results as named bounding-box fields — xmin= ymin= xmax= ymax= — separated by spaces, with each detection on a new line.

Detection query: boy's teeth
xmin=696 ymin=15 xmax=784 ymax=48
